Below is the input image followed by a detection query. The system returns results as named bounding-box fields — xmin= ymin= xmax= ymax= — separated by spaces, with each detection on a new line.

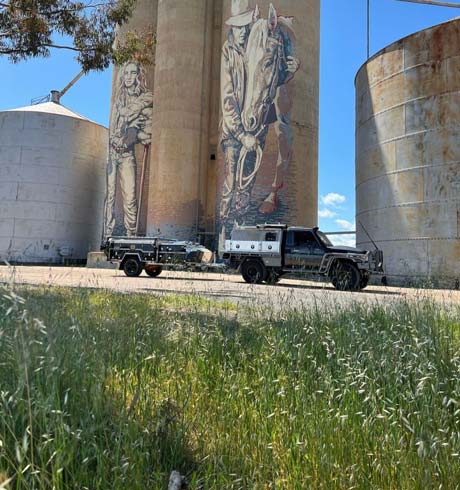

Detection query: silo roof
xmin=6 ymin=101 xmax=94 ymax=123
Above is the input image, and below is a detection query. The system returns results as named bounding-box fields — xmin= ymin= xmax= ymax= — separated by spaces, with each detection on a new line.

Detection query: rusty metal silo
xmin=215 ymin=0 xmax=320 ymax=246
xmin=356 ymin=19 xmax=460 ymax=286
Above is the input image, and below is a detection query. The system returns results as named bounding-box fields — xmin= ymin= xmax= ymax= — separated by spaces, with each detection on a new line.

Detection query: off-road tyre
xmin=241 ymin=260 xmax=267 ymax=284
xmin=331 ymin=261 xmax=361 ymax=291
xmin=359 ymin=273 xmax=369 ymax=290
xmin=145 ymin=266 xmax=162 ymax=278
xmin=123 ymin=257 xmax=143 ymax=277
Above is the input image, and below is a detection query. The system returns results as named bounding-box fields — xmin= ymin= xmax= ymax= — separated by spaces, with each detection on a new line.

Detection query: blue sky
xmin=0 ymin=0 xmax=457 ymax=242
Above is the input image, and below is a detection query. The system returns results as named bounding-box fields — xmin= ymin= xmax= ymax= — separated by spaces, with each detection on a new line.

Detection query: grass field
xmin=0 ymin=285 xmax=460 ymax=489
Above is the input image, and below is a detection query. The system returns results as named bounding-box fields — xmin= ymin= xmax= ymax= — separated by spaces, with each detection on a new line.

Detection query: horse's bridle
xmin=262 ymin=35 xmax=284 ymax=122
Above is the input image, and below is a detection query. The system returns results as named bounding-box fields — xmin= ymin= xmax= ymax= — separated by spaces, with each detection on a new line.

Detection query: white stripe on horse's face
xmin=243 ymin=19 xmax=282 ymax=133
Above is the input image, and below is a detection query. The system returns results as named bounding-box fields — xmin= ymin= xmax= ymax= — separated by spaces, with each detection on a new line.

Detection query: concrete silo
xmin=147 ymin=0 xmax=215 ymax=240
xmin=215 ymin=0 xmax=320 ymax=244
xmin=104 ymin=0 xmax=157 ymax=238
xmin=106 ymin=0 xmax=319 ymax=247
xmin=0 ymin=102 xmax=107 ymax=263
xmin=356 ymin=19 xmax=460 ymax=286
xmin=106 ymin=0 xmax=214 ymax=241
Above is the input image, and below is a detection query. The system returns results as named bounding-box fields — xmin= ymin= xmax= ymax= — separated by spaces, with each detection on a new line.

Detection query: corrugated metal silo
xmin=356 ymin=19 xmax=460 ymax=286
xmin=0 ymin=102 xmax=107 ymax=263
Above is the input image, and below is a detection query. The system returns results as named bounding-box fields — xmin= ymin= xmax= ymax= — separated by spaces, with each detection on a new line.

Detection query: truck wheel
xmin=145 ymin=266 xmax=162 ymax=278
xmin=123 ymin=257 xmax=142 ymax=277
xmin=241 ymin=260 xmax=266 ymax=284
xmin=331 ymin=262 xmax=360 ymax=291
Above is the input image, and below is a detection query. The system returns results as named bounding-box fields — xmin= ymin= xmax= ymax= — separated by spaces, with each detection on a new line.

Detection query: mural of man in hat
xmin=218 ymin=1 xmax=300 ymax=244
xmin=219 ymin=0 xmax=263 ymax=232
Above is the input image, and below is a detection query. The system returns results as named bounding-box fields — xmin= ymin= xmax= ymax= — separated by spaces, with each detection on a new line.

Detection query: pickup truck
xmin=222 ymin=224 xmax=384 ymax=291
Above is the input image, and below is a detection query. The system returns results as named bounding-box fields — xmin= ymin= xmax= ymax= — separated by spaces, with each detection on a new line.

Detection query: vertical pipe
xmin=204 ymin=0 xmax=224 ymax=245
xmin=367 ymin=0 xmax=370 ymax=59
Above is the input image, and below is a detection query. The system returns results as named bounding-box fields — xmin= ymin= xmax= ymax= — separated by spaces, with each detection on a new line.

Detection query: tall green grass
xmin=0 ymin=286 xmax=459 ymax=489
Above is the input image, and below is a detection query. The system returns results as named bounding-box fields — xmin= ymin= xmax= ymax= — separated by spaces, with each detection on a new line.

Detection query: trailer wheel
xmin=331 ymin=261 xmax=361 ymax=291
xmin=123 ymin=257 xmax=143 ymax=277
xmin=241 ymin=260 xmax=266 ymax=284
xmin=145 ymin=266 xmax=162 ymax=278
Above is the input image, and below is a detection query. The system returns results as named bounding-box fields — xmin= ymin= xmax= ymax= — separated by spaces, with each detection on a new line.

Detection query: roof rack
xmin=255 ymin=223 xmax=287 ymax=229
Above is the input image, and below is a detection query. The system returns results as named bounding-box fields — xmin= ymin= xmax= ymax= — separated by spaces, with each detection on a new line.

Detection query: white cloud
xmin=335 ymin=219 xmax=355 ymax=231
xmin=318 ymin=208 xmax=337 ymax=219
xmin=329 ymin=234 xmax=356 ymax=248
xmin=321 ymin=193 xmax=346 ymax=207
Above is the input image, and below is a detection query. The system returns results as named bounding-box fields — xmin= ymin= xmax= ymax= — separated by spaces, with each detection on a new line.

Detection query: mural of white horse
xmin=241 ymin=3 xmax=298 ymax=214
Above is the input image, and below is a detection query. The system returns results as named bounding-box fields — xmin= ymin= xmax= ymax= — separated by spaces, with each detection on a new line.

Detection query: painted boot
xmin=259 ymin=183 xmax=283 ymax=214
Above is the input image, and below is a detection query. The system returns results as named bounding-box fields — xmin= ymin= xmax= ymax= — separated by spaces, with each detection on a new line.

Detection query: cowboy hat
xmin=226 ymin=0 xmax=255 ymax=27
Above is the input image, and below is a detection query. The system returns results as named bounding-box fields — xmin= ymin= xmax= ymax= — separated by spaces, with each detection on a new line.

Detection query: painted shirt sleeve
xmin=221 ymin=45 xmax=244 ymax=141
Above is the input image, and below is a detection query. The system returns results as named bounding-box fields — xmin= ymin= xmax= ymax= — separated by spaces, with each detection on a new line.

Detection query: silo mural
xmin=103 ymin=61 xmax=153 ymax=237
xmin=105 ymin=0 xmax=319 ymax=247
xmin=103 ymin=0 xmax=157 ymax=238
xmin=216 ymin=0 xmax=319 ymax=245
xmin=356 ymin=18 xmax=460 ymax=286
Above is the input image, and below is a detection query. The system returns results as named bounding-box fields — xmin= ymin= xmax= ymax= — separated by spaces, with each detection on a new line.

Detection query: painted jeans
xmin=104 ymin=149 xmax=138 ymax=237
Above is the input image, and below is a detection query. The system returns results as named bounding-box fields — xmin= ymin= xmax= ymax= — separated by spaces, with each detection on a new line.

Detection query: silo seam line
xmin=357 ymin=123 xmax=460 ymax=152
xmin=356 ymin=161 xmax=460 ymax=187
xmin=358 ymin=59 xmax=449 ymax=96
xmin=356 ymin=199 xmax=460 ymax=214
xmin=357 ymin=93 xmax=460 ymax=129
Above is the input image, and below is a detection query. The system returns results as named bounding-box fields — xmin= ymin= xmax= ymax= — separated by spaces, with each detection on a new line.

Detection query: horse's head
xmin=243 ymin=4 xmax=283 ymax=134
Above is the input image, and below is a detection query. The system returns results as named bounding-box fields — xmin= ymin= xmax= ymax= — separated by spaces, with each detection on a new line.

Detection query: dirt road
xmin=1 ymin=265 xmax=459 ymax=311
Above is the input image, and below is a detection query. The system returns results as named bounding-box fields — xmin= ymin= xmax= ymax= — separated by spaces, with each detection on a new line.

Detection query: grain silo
xmin=104 ymin=0 xmax=157 ymax=238
xmin=106 ymin=0 xmax=320 ymax=247
xmin=147 ymin=0 xmax=215 ymax=240
xmin=0 ymin=102 xmax=107 ymax=263
xmin=356 ymin=19 xmax=460 ymax=286
xmin=215 ymin=0 xmax=320 ymax=245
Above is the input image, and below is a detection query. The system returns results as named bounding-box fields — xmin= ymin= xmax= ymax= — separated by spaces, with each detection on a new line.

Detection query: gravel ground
xmin=1 ymin=265 xmax=460 ymax=311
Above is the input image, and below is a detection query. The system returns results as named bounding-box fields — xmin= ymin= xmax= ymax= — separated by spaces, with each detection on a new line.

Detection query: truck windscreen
xmin=316 ymin=231 xmax=333 ymax=247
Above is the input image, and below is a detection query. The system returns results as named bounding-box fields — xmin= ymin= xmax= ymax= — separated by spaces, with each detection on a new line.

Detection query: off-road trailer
xmin=102 ymin=236 xmax=219 ymax=277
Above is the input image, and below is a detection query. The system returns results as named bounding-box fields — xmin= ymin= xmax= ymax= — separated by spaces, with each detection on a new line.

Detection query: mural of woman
xmin=103 ymin=61 xmax=153 ymax=237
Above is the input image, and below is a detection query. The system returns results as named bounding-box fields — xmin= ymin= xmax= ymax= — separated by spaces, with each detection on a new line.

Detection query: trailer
xmin=101 ymin=236 xmax=219 ymax=277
